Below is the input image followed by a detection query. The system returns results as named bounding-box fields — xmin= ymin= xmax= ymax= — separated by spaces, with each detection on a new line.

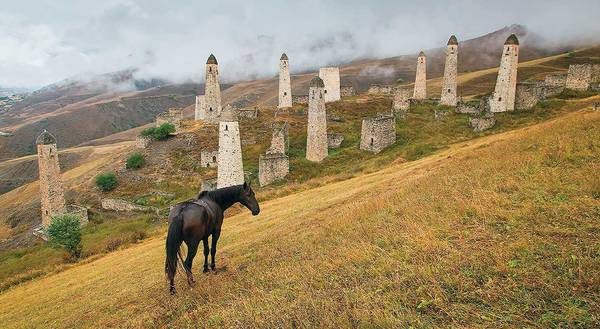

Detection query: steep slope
xmin=0 ymin=108 xmax=597 ymax=328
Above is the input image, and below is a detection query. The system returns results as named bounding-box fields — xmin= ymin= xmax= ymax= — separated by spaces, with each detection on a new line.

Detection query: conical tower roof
xmin=310 ymin=76 xmax=325 ymax=88
xmin=280 ymin=53 xmax=288 ymax=60
xmin=504 ymin=34 xmax=519 ymax=45
xmin=36 ymin=130 xmax=57 ymax=145
xmin=447 ymin=35 xmax=458 ymax=45
xmin=206 ymin=54 xmax=218 ymax=64
xmin=418 ymin=51 xmax=426 ymax=57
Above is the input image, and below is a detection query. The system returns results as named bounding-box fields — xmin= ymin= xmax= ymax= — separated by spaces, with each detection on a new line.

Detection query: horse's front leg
xmin=202 ymin=237 xmax=210 ymax=273
xmin=183 ymin=240 xmax=199 ymax=286
xmin=210 ymin=230 xmax=221 ymax=271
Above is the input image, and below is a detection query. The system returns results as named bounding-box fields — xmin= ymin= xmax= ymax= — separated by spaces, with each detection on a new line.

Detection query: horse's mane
xmin=197 ymin=184 xmax=243 ymax=202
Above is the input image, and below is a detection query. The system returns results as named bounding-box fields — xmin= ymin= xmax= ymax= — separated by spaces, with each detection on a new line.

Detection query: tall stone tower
xmin=36 ymin=130 xmax=66 ymax=229
xmin=306 ymin=76 xmax=328 ymax=162
xmin=440 ymin=36 xmax=458 ymax=106
xmin=318 ymin=67 xmax=341 ymax=103
xmin=413 ymin=51 xmax=427 ymax=100
xmin=204 ymin=54 xmax=222 ymax=120
xmin=489 ymin=34 xmax=519 ymax=112
xmin=278 ymin=53 xmax=292 ymax=108
xmin=217 ymin=121 xmax=244 ymax=188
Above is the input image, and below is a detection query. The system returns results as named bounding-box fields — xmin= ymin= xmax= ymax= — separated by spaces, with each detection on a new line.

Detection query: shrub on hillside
xmin=47 ymin=214 xmax=82 ymax=259
xmin=95 ymin=172 xmax=118 ymax=192
xmin=126 ymin=152 xmax=145 ymax=169
xmin=140 ymin=123 xmax=175 ymax=141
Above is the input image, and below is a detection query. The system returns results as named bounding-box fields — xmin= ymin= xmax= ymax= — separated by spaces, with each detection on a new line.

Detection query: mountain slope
xmin=0 ymin=108 xmax=597 ymax=327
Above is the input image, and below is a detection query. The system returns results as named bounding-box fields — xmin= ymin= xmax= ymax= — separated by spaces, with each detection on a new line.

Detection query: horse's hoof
xmin=203 ymin=267 xmax=209 ymax=273
xmin=169 ymin=287 xmax=176 ymax=295
xmin=211 ymin=265 xmax=216 ymax=271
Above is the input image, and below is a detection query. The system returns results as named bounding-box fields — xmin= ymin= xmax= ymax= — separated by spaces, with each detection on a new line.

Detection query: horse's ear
xmin=243 ymin=181 xmax=248 ymax=190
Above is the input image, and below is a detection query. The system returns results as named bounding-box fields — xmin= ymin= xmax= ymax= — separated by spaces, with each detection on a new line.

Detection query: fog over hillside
xmin=1 ymin=0 xmax=599 ymax=88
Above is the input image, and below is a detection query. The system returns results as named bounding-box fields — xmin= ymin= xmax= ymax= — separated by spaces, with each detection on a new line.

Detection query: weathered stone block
xmin=340 ymin=85 xmax=355 ymax=97
xmin=135 ymin=136 xmax=152 ymax=149
xmin=258 ymin=153 xmax=289 ymax=187
xmin=319 ymin=67 xmax=341 ymax=103
xmin=201 ymin=150 xmax=218 ymax=168
xmin=360 ymin=114 xmax=396 ymax=153
xmin=293 ymin=94 xmax=309 ymax=105
xmin=327 ymin=133 xmax=344 ymax=149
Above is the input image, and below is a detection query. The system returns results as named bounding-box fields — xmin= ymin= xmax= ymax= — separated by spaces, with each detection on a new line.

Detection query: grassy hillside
xmin=0 ymin=106 xmax=597 ymax=327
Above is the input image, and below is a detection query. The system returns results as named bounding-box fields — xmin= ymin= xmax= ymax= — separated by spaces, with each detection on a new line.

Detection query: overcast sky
xmin=1 ymin=0 xmax=599 ymax=88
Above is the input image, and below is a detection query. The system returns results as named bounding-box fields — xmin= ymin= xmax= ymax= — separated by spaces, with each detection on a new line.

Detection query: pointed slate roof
xmin=310 ymin=76 xmax=325 ymax=88
xmin=447 ymin=35 xmax=458 ymax=45
xmin=418 ymin=51 xmax=426 ymax=57
xmin=36 ymin=130 xmax=57 ymax=145
xmin=505 ymin=34 xmax=519 ymax=45
xmin=280 ymin=53 xmax=288 ymax=60
xmin=206 ymin=54 xmax=218 ymax=64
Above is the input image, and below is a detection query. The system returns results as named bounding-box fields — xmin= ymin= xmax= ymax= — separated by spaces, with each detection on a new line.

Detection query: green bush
xmin=140 ymin=123 xmax=175 ymax=141
xmin=95 ymin=172 xmax=118 ymax=192
xmin=126 ymin=152 xmax=145 ymax=169
xmin=47 ymin=214 xmax=82 ymax=259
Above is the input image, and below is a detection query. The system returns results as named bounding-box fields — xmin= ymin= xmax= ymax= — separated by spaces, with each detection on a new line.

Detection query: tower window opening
xmin=498 ymin=97 xmax=502 ymax=101
xmin=225 ymin=125 xmax=228 ymax=131
xmin=447 ymin=89 xmax=451 ymax=93
xmin=370 ymin=138 xmax=374 ymax=146
xmin=284 ymin=92 xmax=287 ymax=96
xmin=209 ymin=67 xmax=212 ymax=72
xmin=324 ymin=90 xmax=327 ymax=94
xmin=209 ymin=107 xmax=213 ymax=112
xmin=212 ymin=156 xmax=216 ymax=162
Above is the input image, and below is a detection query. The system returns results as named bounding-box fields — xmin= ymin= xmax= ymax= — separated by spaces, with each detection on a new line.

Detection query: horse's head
xmin=239 ymin=182 xmax=260 ymax=216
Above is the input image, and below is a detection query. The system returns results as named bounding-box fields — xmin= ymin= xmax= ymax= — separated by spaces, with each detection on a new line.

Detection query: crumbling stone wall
xmin=340 ymin=85 xmax=355 ymax=97
xmin=201 ymin=150 xmax=218 ymax=168
xmin=278 ymin=53 xmax=292 ymax=108
xmin=440 ymin=36 xmax=458 ymax=106
xmin=36 ymin=130 xmax=66 ymax=229
xmin=135 ymin=136 xmax=152 ymax=149
xmin=515 ymin=82 xmax=545 ymax=110
xmin=413 ymin=52 xmax=427 ymax=100
xmin=270 ymin=121 xmax=289 ymax=154
xmin=217 ymin=121 xmax=244 ymax=188
xmin=306 ymin=76 xmax=328 ymax=162
xmin=237 ymin=107 xmax=258 ymax=119
xmin=258 ymin=153 xmax=289 ymax=186
xmin=544 ymin=73 xmax=567 ymax=88
xmin=319 ymin=67 xmax=341 ymax=103
xmin=489 ymin=35 xmax=519 ymax=112
xmin=393 ymin=88 xmax=411 ymax=113
xmin=101 ymin=199 xmax=154 ymax=212
xmin=327 ymin=133 xmax=344 ymax=149
xmin=565 ymin=64 xmax=600 ymax=90
xmin=360 ymin=114 xmax=396 ymax=153
xmin=293 ymin=94 xmax=309 ymax=104
xmin=368 ymin=85 xmax=395 ymax=95
xmin=156 ymin=108 xmax=183 ymax=130
xmin=66 ymin=204 xmax=89 ymax=226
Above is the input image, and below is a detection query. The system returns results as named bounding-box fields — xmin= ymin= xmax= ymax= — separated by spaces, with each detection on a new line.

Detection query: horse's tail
xmin=165 ymin=205 xmax=186 ymax=289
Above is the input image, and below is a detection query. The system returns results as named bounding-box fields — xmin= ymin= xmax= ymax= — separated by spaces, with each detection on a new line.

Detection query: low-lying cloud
xmin=1 ymin=0 xmax=599 ymax=89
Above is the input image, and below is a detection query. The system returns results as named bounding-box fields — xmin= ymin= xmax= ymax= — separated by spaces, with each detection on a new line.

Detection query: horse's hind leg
xmin=202 ymin=237 xmax=210 ymax=273
xmin=183 ymin=240 xmax=199 ymax=286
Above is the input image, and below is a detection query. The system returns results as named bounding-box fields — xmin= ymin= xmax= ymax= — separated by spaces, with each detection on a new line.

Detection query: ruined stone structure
xmin=258 ymin=153 xmax=289 ymax=187
xmin=515 ymin=81 xmax=562 ymax=110
xmin=278 ymin=53 xmax=292 ymax=108
xmin=368 ymin=85 xmax=396 ymax=95
xmin=360 ymin=114 xmax=396 ymax=154
xmin=194 ymin=95 xmax=205 ymax=121
xmin=201 ymin=177 xmax=218 ymax=191
xmin=469 ymin=96 xmax=496 ymax=132
xmin=220 ymin=104 xmax=237 ymax=121
xmin=319 ymin=67 xmax=341 ymax=103
xmin=37 ymin=130 xmax=66 ymax=229
xmin=156 ymin=108 xmax=183 ymax=130
xmin=135 ymin=136 xmax=152 ymax=149
xmin=201 ymin=150 xmax=218 ymax=168
xmin=66 ymin=205 xmax=89 ymax=225
xmin=489 ymin=34 xmax=519 ymax=112
xmin=413 ymin=51 xmax=427 ymax=100
xmin=565 ymin=64 xmax=600 ymax=90
xmin=270 ymin=121 xmax=289 ymax=154
xmin=327 ymin=133 xmax=344 ymax=149
xmin=293 ymin=94 xmax=309 ymax=105
xmin=440 ymin=35 xmax=459 ymax=106
xmin=544 ymin=73 xmax=567 ymax=88
xmin=456 ymin=99 xmax=481 ymax=114
xmin=392 ymin=88 xmax=411 ymax=113
xmin=340 ymin=85 xmax=355 ymax=97
xmin=101 ymin=198 xmax=155 ymax=213
xmin=217 ymin=121 xmax=244 ymax=188
xmin=593 ymin=102 xmax=600 ymax=111
xmin=237 ymin=107 xmax=258 ymax=119
xmin=204 ymin=54 xmax=222 ymax=119
xmin=306 ymin=76 xmax=328 ymax=162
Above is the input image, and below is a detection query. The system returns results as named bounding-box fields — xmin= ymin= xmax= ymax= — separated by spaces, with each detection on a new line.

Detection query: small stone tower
xmin=489 ymin=34 xmax=519 ymax=112
xmin=278 ymin=53 xmax=292 ymax=108
xmin=36 ymin=130 xmax=66 ymax=229
xmin=217 ymin=121 xmax=244 ymax=188
xmin=318 ymin=67 xmax=341 ymax=103
xmin=204 ymin=54 xmax=222 ymax=120
xmin=306 ymin=76 xmax=328 ymax=162
xmin=194 ymin=95 xmax=205 ymax=120
xmin=440 ymin=35 xmax=458 ymax=106
xmin=413 ymin=51 xmax=427 ymax=100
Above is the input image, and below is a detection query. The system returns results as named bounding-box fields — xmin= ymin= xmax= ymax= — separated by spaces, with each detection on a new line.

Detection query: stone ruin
xmin=469 ymin=96 xmax=496 ymax=132
xmin=319 ymin=67 xmax=341 ymax=103
xmin=392 ymin=88 xmax=411 ymax=114
xmin=413 ymin=51 xmax=427 ymax=100
xmin=360 ymin=113 xmax=396 ymax=154
xmin=440 ymin=35 xmax=459 ymax=106
xmin=489 ymin=34 xmax=519 ymax=113
xmin=135 ymin=136 xmax=152 ymax=149
xmin=217 ymin=121 xmax=245 ymax=188
xmin=340 ymin=85 xmax=355 ymax=97
xmin=544 ymin=73 xmax=567 ymax=88
xmin=327 ymin=133 xmax=344 ymax=149
xmin=201 ymin=150 xmax=218 ymax=168
xmin=237 ymin=107 xmax=259 ymax=119
xmin=515 ymin=81 xmax=562 ymax=110
xmin=101 ymin=198 xmax=157 ymax=213
xmin=565 ymin=64 xmax=600 ymax=91
xmin=258 ymin=121 xmax=290 ymax=186
xmin=269 ymin=121 xmax=289 ymax=154
xmin=368 ymin=84 xmax=396 ymax=95
xmin=156 ymin=108 xmax=183 ymax=131
xmin=66 ymin=205 xmax=89 ymax=226
xmin=293 ymin=94 xmax=309 ymax=105
xmin=306 ymin=76 xmax=329 ymax=162
xmin=279 ymin=53 xmax=293 ymax=108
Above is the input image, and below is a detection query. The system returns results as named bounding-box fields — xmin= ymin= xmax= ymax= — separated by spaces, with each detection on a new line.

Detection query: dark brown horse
xmin=165 ymin=182 xmax=260 ymax=294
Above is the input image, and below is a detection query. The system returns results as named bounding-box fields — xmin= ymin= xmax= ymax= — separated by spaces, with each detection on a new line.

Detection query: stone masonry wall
xmin=194 ymin=95 xmax=205 ymax=121
xmin=489 ymin=44 xmax=519 ymax=112
xmin=270 ymin=121 xmax=289 ymax=154
xmin=218 ymin=121 xmax=244 ymax=188
xmin=319 ymin=67 xmax=341 ymax=103
xmin=258 ymin=153 xmax=289 ymax=187
xmin=515 ymin=82 xmax=545 ymax=110
xmin=237 ymin=107 xmax=258 ymax=119
xmin=293 ymin=95 xmax=309 ymax=104
xmin=135 ymin=136 xmax=152 ymax=149
xmin=544 ymin=73 xmax=567 ymax=88
xmin=340 ymin=86 xmax=355 ymax=97
xmin=393 ymin=88 xmax=411 ymax=113
xmin=156 ymin=108 xmax=183 ymax=130
xmin=306 ymin=84 xmax=328 ymax=161
xmin=368 ymin=85 xmax=395 ymax=95
xmin=279 ymin=58 xmax=292 ymax=108
xmin=565 ymin=64 xmax=600 ymax=90
xmin=201 ymin=150 xmax=218 ymax=168
xmin=37 ymin=143 xmax=66 ymax=228
xmin=360 ymin=114 xmax=396 ymax=154
xmin=413 ymin=53 xmax=427 ymax=100
xmin=440 ymin=44 xmax=458 ymax=106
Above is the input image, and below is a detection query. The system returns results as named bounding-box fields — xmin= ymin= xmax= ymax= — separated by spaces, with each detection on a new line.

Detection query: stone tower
xmin=489 ymin=34 xmax=519 ymax=112
xmin=440 ymin=35 xmax=458 ymax=106
xmin=217 ymin=121 xmax=244 ymax=188
xmin=204 ymin=54 xmax=222 ymax=120
xmin=194 ymin=95 xmax=205 ymax=120
xmin=36 ymin=130 xmax=66 ymax=229
xmin=306 ymin=76 xmax=328 ymax=162
xmin=278 ymin=53 xmax=292 ymax=108
xmin=318 ymin=67 xmax=341 ymax=103
xmin=413 ymin=51 xmax=427 ymax=100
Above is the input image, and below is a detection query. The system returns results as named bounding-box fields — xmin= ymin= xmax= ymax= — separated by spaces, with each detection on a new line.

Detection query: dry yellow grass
xmin=0 ymin=108 xmax=598 ymax=327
